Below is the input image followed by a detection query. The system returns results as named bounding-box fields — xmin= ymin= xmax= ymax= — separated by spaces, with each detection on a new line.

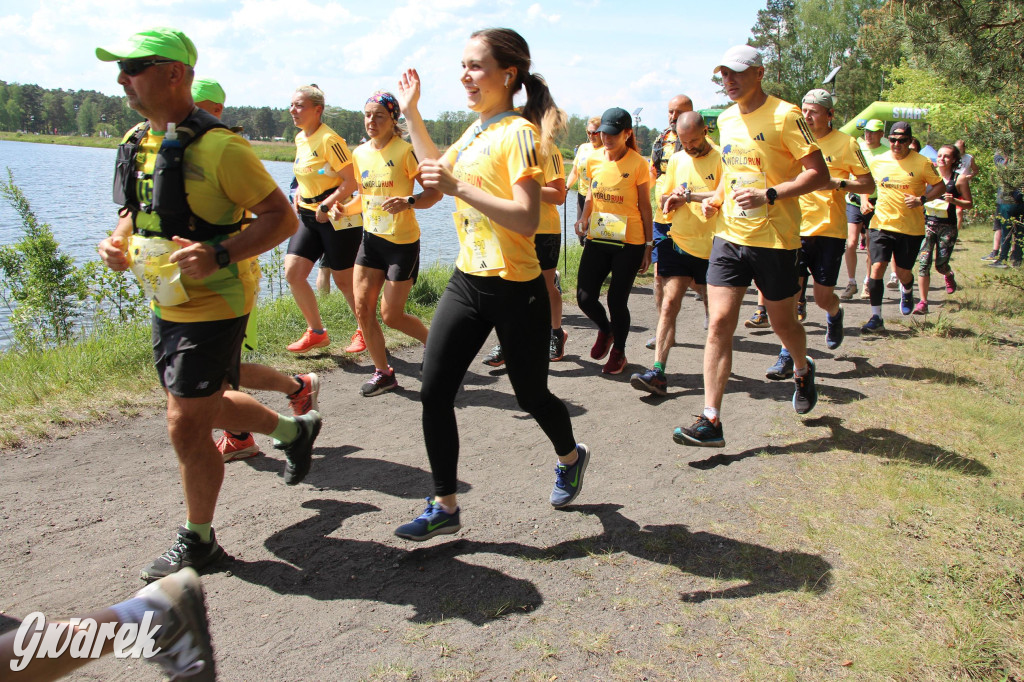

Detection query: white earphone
xmin=504 ymin=73 xmax=511 ymax=87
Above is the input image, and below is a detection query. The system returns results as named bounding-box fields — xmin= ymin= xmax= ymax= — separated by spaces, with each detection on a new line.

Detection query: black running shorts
xmin=706 ymin=236 xmax=800 ymax=301
xmin=152 ymin=314 xmax=247 ymax=398
xmin=534 ymin=233 xmax=561 ymax=271
xmin=287 ymin=208 xmax=363 ymax=271
xmin=798 ymin=235 xmax=846 ymax=287
xmin=868 ymin=228 xmax=924 ymax=271
xmin=655 ymin=239 xmax=709 ymax=284
xmin=355 ymin=232 xmax=420 ymax=282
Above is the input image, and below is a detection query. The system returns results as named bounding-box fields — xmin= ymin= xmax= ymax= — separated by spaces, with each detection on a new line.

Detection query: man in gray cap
xmin=674 ymin=44 xmax=828 ymax=448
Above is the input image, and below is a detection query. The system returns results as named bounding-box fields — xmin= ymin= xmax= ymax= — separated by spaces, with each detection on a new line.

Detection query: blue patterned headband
xmin=367 ymin=91 xmax=400 ymax=121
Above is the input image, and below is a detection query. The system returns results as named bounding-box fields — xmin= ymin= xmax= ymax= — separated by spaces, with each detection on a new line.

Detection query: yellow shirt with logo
xmin=131 ymin=127 xmax=275 ymax=323
xmin=585 ymin=148 xmax=651 ymax=245
xmin=716 ymin=96 xmax=820 ymax=250
xmin=870 ymin=150 xmax=942 ymax=236
xmin=294 ymin=124 xmax=352 ymax=211
xmin=661 ymin=146 xmax=722 ymax=260
xmin=571 ymin=142 xmax=596 ymax=196
xmin=847 ymin=141 xmax=888 ymax=204
xmin=352 ymin=136 xmax=422 ymax=244
xmin=443 ymin=115 xmax=543 ymax=281
xmin=538 ymin=149 xmax=566 ymax=236
xmin=799 ymin=130 xmax=871 ymax=239
xmin=652 ymin=129 xmax=680 ymax=224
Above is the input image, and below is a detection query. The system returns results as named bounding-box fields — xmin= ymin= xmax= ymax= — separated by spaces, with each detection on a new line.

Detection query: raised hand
xmin=396 ymin=68 xmax=422 ymax=115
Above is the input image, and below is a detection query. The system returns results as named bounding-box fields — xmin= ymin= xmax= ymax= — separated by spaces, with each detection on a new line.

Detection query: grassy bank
xmin=0 ymin=130 xmax=296 ymax=162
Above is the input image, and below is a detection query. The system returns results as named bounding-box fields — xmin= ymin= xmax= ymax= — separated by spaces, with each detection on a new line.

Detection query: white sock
xmin=110 ymin=596 xmax=159 ymax=627
xmin=702 ymin=406 xmax=720 ymax=422
xmin=871 ymin=305 xmax=882 ymax=317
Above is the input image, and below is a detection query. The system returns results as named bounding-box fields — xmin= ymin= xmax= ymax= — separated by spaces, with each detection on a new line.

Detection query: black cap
xmin=596 ymin=107 xmax=632 ymax=135
xmin=889 ymin=121 xmax=913 ymax=137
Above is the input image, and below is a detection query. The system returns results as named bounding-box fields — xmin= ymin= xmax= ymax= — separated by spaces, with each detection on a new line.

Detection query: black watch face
xmin=217 ymin=247 xmax=230 ymax=266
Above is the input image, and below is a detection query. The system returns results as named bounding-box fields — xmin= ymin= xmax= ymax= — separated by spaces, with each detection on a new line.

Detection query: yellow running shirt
xmin=716 ymin=96 xmax=819 ymax=250
xmin=799 ymin=129 xmax=870 ymax=239
xmin=443 ymin=115 xmax=543 ymax=281
xmin=538 ymin=149 xmax=566 ymax=236
xmin=652 ymin=129 xmax=679 ymax=224
xmin=130 ymin=126 xmax=275 ymax=323
xmin=352 ymin=136 xmax=422 ymax=244
xmin=870 ymin=150 xmax=942 ymax=236
xmin=585 ymin=148 xmax=651 ymax=245
xmin=571 ymin=142 xmax=596 ymax=196
xmin=294 ymin=124 xmax=352 ymax=212
xmin=662 ymin=146 xmax=722 ymax=260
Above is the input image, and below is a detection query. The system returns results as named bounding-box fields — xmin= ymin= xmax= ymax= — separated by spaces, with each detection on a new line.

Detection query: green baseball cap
xmin=96 ymin=27 xmax=198 ymax=67
xmin=192 ymin=78 xmax=226 ymax=105
xmin=864 ymin=119 xmax=885 ymax=132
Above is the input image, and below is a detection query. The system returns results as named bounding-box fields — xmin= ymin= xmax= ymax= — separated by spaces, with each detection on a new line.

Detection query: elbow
xmin=813 ymin=168 xmax=830 ymax=192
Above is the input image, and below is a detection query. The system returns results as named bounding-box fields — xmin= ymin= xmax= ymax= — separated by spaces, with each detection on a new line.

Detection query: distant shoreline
xmin=1 ymin=130 xmax=296 ymax=162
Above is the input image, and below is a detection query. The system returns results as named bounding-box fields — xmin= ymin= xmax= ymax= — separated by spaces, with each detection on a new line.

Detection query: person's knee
xmin=380 ymin=304 xmax=404 ymax=328
xmin=662 ymin=292 xmax=683 ymax=317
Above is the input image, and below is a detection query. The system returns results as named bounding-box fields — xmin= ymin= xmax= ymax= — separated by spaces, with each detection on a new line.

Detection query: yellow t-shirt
xmin=538 ymin=148 xmax=566 ymax=236
xmin=652 ymin=129 xmax=680 ymax=224
xmin=799 ymin=130 xmax=871 ymax=239
xmin=130 ymin=127 xmax=275 ymax=322
xmin=585 ymin=148 xmax=651 ymax=245
xmin=662 ymin=146 xmax=722 ymax=260
xmin=352 ymin=136 xmax=422 ymax=244
xmin=870 ymin=150 xmax=943 ymax=236
xmin=443 ymin=115 xmax=543 ymax=281
xmin=847 ymin=141 xmax=888 ymax=204
xmin=571 ymin=142 xmax=596 ymax=196
xmin=293 ymin=124 xmax=352 ymax=212
xmin=716 ymin=96 xmax=820 ymax=250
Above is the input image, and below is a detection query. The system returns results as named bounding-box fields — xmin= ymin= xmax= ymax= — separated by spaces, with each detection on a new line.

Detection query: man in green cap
xmin=191 ymin=77 xmax=226 ymax=118
xmin=95 ymin=27 xmax=321 ymax=582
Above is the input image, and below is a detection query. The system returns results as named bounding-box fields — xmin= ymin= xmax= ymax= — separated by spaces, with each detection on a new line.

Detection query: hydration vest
xmin=113 ymin=106 xmax=244 ymax=241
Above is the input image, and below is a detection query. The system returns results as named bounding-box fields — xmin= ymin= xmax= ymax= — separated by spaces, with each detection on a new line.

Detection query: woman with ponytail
xmin=392 ymin=28 xmax=591 ymax=542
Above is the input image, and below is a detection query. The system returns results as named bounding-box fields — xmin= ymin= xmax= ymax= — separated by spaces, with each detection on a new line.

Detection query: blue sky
xmin=1 ymin=0 xmax=769 ymax=130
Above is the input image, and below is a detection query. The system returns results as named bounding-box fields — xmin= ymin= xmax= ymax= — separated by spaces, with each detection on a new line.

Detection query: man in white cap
xmin=674 ymin=44 xmax=828 ymax=448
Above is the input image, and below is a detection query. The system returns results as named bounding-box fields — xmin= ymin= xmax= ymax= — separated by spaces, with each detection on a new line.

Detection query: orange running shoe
xmin=287 ymin=328 xmax=329 ymax=354
xmin=288 ymin=373 xmax=320 ymax=415
xmin=344 ymin=329 xmax=366 ymax=353
xmin=217 ymin=432 xmax=260 ymax=462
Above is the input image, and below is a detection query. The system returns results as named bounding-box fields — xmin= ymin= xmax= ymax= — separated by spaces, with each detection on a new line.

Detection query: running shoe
xmin=861 ymin=315 xmax=885 ymax=334
xmin=216 ymin=432 xmax=260 ymax=462
xmin=825 ymin=306 xmax=845 ymax=350
xmin=793 ymin=357 xmax=817 ymax=415
xmin=602 ymin=348 xmax=627 ymax=375
xmin=839 ymin=281 xmax=859 ymax=300
xmin=645 ymin=336 xmax=656 ymax=350
xmin=744 ymin=308 xmax=769 ymax=328
xmin=987 ymin=260 xmax=1009 ymax=269
xmin=141 ymin=527 xmax=227 ymax=582
xmin=394 ymin=498 xmax=462 ymax=541
xmin=859 ymin=283 xmax=871 ymax=300
xmin=549 ymin=329 xmax=568 ymax=362
xmin=273 ymin=411 xmax=322 ymax=485
xmin=344 ymin=329 xmax=367 ymax=353
xmin=858 ymin=237 xmax=867 ymax=252
xmin=482 ymin=344 xmax=505 ymax=367
xmin=944 ymin=272 xmax=957 ymax=294
xmin=912 ymin=300 xmax=928 ymax=315
xmin=361 ymin=367 xmax=398 ymax=397
xmin=630 ymin=367 xmax=667 ymax=396
xmin=886 ymin=272 xmax=899 ymax=290
xmin=765 ymin=353 xmax=794 ymax=380
xmin=673 ymin=415 xmax=725 ymax=447
xmin=590 ymin=330 xmax=613 ymax=360
xmin=980 ymin=250 xmax=999 ymax=261
xmin=136 ymin=568 xmax=216 ymax=681
xmin=550 ymin=443 xmax=591 ymax=508
xmin=796 ymin=301 xmax=807 ymax=322
xmin=286 ymin=328 xmax=329 ymax=354
xmin=288 ymin=373 xmax=320 ymax=415
xmin=900 ymin=289 xmax=914 ymax=315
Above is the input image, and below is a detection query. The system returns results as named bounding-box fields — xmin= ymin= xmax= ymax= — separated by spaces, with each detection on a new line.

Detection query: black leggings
xmin=576 ymin=240 xmax=646 ymax=351
xmin=421 ymin=269 xmax=576 ymax=497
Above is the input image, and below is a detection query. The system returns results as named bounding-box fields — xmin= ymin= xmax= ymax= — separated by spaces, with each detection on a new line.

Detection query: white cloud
xmin=526 ymin=3 xmax=561 ymax=23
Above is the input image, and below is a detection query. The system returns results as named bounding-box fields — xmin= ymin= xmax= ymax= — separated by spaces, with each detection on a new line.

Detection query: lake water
xmin=0 ymin=139 xmax=580 ymax=342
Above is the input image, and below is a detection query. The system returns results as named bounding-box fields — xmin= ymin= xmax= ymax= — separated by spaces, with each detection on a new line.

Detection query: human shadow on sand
xmin=229 ymin=499 xmax=541 ymax=624
xmin=687 ymin=415 xmax=989 ymax=475
xmin=825 ymin=355 xmax=978 ymax=386
xmin=415 ymin=503 xmax=832 ymax=603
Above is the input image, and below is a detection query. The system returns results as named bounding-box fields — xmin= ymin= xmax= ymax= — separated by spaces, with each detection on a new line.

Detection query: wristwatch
xmin=213 ymin=244 xmax=231 ymax=269
xmin=838 ymin=180 xmax=848 ymax=190
xmin=407 ymin=196 xmax=417 ymax=205
xmin=683 ymin=188 xmax=692 ymax=203
xmin=765 ymin=187 xmax=778 ymax=205
xmin=318 ymin=203 xmax=331 ymax=214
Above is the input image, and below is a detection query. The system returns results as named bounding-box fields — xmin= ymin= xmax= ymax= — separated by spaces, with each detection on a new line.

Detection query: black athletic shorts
xmin=656 ymin=240 xmax=709 ymax=284
xmin=868 ymin=228 xmax=924 ymax=271
xmin=845 ymin=200 xmax=874 ymax=229
xmin=706 ymin=236 xmax=800 ymax=302
xmin=355 ymin=232 xmax=420 ymax=282
xmin=798 ymin=235 xmax=846 ymax=287
xmin=534 ymin=233 xmax=561 ymax=271
xmin=287 ymin=208 xmax=363 ymax=271
xmin=651 ymin=221 xmax=670 ymax=265
xmin=152 ymin=314 xmax=247 ymax=398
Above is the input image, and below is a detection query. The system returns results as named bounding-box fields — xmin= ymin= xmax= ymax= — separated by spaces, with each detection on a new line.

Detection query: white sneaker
xmin=886 ymin=272 xmax=899 ymax=289
xmin=839 ymin=281 xmax=858 ymax=300
xmin=136 ymin=567 xmax=216 ymax=681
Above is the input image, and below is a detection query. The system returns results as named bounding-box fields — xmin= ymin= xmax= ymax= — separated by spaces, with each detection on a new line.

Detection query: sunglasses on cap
xmin=117 ymin=58 xmax=176 ymax=76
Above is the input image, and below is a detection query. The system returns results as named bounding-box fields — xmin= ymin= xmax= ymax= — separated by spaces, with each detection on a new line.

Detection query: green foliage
xmin=0 ymin=80 xmax=142 ymax=135
xmin=79 ymin=259 xmax=148 ymax=329
xmin=0 ymin=169 xmax=87 ymax=348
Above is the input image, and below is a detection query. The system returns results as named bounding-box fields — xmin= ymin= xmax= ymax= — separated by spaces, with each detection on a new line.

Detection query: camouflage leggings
xmin=919 ymin=221 xmax=957 ymax=275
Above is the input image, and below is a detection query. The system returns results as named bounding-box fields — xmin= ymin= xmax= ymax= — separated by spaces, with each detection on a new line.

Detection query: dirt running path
xmin=1 ymin=274 xmax=919 ymax=680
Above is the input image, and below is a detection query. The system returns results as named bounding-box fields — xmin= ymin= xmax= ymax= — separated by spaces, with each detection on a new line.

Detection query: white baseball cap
xmin=714 ymin=45 xmax=763 ymax=74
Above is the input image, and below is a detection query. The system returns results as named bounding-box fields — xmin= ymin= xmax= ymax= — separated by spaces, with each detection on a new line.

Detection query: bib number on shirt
xmin=127 ymin=235 xmax=190 ymax=307
xmin=725 ymin=172 xmax=768 ymax=220
xmin=329 ymin=212 xmax=363 ymax=231
xmin=363 ymin=195 xmax=396 ymax=235
xmin=453 ymin=208 xmax=505 ymax=274
xmin=588 ymin=212 xmax=628 ymax=242
xmin=924 ymin=199 xmax=950 ymax=219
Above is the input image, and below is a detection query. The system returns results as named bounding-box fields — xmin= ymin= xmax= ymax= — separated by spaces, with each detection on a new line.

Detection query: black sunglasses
xmin=888 ymin=136 xmax=910 ymax=144
xmin=117 ymin=58 xmax=175 ymax=76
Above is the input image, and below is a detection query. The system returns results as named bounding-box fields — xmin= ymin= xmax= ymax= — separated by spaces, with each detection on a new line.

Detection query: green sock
xmin=654 ymin=361 xmax=666 ymax=373
xmin=270 ymin=415 xmax=300 ymax=443
xmin=185 ymin=520 xmax=212 ymax=543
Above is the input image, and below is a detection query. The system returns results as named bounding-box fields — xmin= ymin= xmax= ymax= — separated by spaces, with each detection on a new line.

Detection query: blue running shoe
xmin=550 ymin=444 xmax=590 ymax=508
xmin=394 ymin=498 xmax=462 ymax=541
xmin=673 ymin=415 xmax=725 ymax=447
xmin=792 ymin=357 xmax=817 ymax=415
xmin=900 ymin=289 xmax=914 ymax=316
xmin=630 ymin=368 xmax=668 ymax=396
xmin=765 ymin=353 xmax=794 ymax=380
xmin=861 ymin=315 xmax=885 ymax=334
xmin=825 ymin=306 xmax=845 ymax=350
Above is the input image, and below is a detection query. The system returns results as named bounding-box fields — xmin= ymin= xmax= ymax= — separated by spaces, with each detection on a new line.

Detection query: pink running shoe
xmin=944 ymin=272 xmax=957 ymax=294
